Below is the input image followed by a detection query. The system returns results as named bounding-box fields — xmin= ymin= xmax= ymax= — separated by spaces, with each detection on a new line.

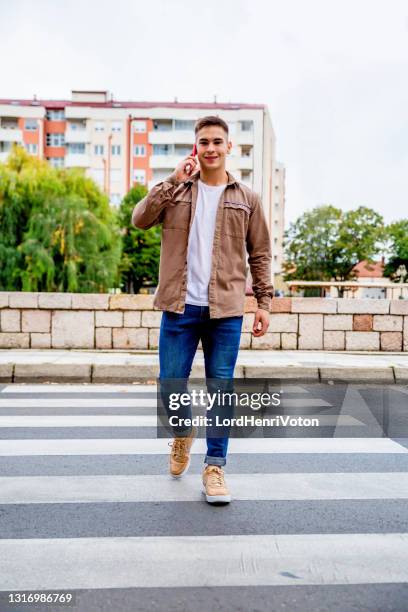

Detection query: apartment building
xmin=271 ymin=161 xmax=285 ymax=279
xmin=0 ymin=90 xmax=285 ymax=279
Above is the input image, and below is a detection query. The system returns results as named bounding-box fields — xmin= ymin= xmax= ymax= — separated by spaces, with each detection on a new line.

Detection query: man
xmin=131 ymin=115 xmax=273 ymax=504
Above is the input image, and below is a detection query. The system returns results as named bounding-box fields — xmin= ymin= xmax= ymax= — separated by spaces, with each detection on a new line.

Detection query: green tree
xmin=0 ymin=146 xmax=122 ymax=292
xmin=284 ymin=205 xmax=386 ymax=286
xmin=117 ymin=184 xmax=161 ymax=293
xmin=384 ymin=220 xmax=408 ymax=281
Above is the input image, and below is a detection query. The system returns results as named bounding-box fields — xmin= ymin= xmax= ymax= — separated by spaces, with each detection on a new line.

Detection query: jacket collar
xmin=184 ymin=169 xmax=238 ymax=187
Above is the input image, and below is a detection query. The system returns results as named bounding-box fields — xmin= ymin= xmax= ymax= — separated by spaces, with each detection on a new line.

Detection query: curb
xmin=1 ymin=362 xmax=407 ymax=384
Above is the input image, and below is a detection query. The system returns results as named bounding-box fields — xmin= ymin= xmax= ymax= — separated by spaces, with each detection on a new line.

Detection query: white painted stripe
xmin=0 ymin=398 xmax=157 ymax=408
xmin=0 ymin=437 xmax=406 ymax=456
xmin=280 ymin=385 xmax=309 ymax=393
xmin=0 ymin=384 xmax=312 ymax=395
xmin=1 ymin=533 xmax=408 ymax=589
xmin=1 ymin=472 xmax=407 ymax=504
xmin=0 ymin=415 xmax=158 ymax=427
xmin=0 ymin=398 xmax=330 ymax=409
xmin=0 ymin=414 xmax=363 ymax=428
xmin=281 ymin=398 xmax=332 ymax=407
xmin=0 ymin=384 xmax=156 ymax=393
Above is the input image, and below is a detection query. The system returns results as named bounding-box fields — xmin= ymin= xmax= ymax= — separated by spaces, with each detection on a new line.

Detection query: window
xmin=174 ymin=119 xmax=194 ymax=131
xmin=111 ymin=121 xmax=122 ymax=132
xmin=25 ymin=143 xmax=38 ymax=154
xmin=110 ymin=193 xmax=121 ymax=206
xmin=240 ymin=120 xmax=253 ymax=132
xmin=153 ymin=144 xmax=172 ymax=155
xmin=133 ymin=120 xmax=146 ymax=133
xmin=2 ymin=118 xmax=18 ymax=129
xmin=94 ymin=122 xmax=105 ymax=132
xmin=153 ymin=120 xmax=172 ymax=131
xmin=175 ymin=145 xmax=192 ymax=157
xmin=241 ymin=170 xmax=252 ymax=184
xmin=68 ymin=120 xmax=86 ymax=131
xmin=0 ymin=142 xmax=13 ymax=152
xmin=275 ymin=202 xmax=279 ymax=209
xmin=25 ymin=119 xmax=38 ymax=131
xmin=46 ymin=133 xmax=65 ymax=146
xmin=47 ymin=157 xmax=65 ymax=168
xmin=153 ymin=168 xmax=173 ymax=181
xmin=94 ymin=144 xmax=104 ymax=155
xmin=67 ymin=143 xmax=85 ymax=154
xmin=133 ymin=169 xmax=146 ymax=184
xmin=241 ymin=145 xmax=252 ymax=158
xmin=134 ymin=144 xmax=146 ymax=157
xmin=46 ymin=109 xmax=65 ymax=120
xmin=111 ymin=145 xmax=121 ymax=155
xmin=274 ymin=237 xmax=278 ymax=244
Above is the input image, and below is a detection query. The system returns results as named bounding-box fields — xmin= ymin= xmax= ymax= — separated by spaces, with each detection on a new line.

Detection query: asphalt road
xmin=0 ymin=382 xmax=407 ymax=612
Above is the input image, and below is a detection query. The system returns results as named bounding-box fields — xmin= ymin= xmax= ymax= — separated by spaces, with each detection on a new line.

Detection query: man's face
xmin=195 ymin=125 xmax=232 ymax=172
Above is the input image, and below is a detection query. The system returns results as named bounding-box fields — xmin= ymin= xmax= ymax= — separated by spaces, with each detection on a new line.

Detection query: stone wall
xmin=0 ymin=292 xmax=407 ymax=351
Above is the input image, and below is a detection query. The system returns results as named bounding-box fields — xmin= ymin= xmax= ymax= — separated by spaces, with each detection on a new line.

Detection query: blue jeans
xmin=159 ymin=303 xmax=243 ymax=466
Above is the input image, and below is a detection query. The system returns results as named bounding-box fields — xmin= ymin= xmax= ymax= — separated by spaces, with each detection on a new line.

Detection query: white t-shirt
xmin=185 ymin=179 xmax=226 ymax=306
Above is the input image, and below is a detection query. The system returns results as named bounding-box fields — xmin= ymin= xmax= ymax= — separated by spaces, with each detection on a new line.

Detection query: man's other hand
xmin=252 ymin=309 xmax=270 ymax=337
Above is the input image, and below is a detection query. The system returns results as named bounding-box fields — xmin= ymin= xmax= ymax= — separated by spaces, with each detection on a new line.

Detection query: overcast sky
xmin=1 ymin=0 xmax=407 ymax=226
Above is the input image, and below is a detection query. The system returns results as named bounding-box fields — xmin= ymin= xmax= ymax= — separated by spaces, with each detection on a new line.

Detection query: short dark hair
xmin=194 ymin=115 xmax=229 ymax=138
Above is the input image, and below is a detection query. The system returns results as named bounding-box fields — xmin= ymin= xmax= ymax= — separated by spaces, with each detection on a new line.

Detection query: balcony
xmin=0 ymin=128 xmax=23 ymax=143
xmin=65 ymin=153 xmax=90 ymax=168
xmin=65 ymin=129 xmax=90 ymax=143
xmin=236 ymin=131 xmax=254 ymax=146
xmin=237 ymin=156 xmax=253 ymax=170
xmin=149 ymin=154 xmax=185 ymax=169
xmin=148 ymin=130 xmax=195 ymax=145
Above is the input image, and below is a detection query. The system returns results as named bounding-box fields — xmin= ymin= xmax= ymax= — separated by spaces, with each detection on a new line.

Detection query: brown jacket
xmin=131 ymin=170 xmax=273 ymax=318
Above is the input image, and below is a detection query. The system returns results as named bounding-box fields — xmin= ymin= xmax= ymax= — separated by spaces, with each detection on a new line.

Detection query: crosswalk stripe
xmin=1 ymin=472 xmax=407 ymax=504
xmin=281 ymin=398 xmax=332 ymax=407
xmin=0 ymin=415 xmax=158 ymax=427
xmin=0 ymin=384 xmax=156 ymax=394
xmin=1 ymin=533 xmax=408 ymax=590
xmin=0 ymin=384 xmax=307 ymax=395
xmin=0 ymin=398 xmax=332 ymax=409
xmin=0 ymin=437 xmax=406 ymax=456
xmin=0 ymin=414 xmax=363 ymax=427
xmin=0 ymin=398 xmax=157 ymax=408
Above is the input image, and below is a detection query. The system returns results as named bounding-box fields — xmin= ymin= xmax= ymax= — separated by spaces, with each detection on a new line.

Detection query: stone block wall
xmin=0 ymin=292 xmax=407 ymax=351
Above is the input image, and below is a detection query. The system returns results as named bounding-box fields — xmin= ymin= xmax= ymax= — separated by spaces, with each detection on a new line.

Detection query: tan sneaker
xmin=169 ymin=427 xmax=197 ymax=478
xmin=202 ymin=465 xmax=231 ymax=504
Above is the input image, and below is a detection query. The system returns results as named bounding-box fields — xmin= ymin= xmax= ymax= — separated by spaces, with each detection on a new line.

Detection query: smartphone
xmin=185 ymin=144 xmax=197 ymax=175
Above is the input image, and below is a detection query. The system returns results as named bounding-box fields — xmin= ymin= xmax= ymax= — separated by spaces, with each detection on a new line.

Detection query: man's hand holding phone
xmin=174 ymin=144 xmax=199 ymax=183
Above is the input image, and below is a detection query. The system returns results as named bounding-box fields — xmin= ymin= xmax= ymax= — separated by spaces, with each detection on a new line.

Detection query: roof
xmin=352 ymin=260 xmax=385 ymax=278
xmin=0 ymin=98 xmax=265 ymax=111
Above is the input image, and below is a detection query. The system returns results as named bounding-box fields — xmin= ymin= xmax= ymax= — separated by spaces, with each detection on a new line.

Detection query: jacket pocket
xmin=163 ymin=195 xmax=191 ymax=230
xmin=223 ymin=201 xmax=250 ymax=238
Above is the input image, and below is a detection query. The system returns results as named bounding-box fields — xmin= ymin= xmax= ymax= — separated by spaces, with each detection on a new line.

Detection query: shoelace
xmin=169 ymin=438 xmax=188 ymax=461
xmin=207 ymin=467 xmax=224 ymax=488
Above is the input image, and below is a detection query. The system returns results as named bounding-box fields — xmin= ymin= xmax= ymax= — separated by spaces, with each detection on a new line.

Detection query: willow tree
xmin=0 ymin=146 xmax=122 ymax=292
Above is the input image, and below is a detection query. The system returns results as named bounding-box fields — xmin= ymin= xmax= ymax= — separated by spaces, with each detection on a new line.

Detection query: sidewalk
xmin=1 ymin=349 xmax=408 ymax=383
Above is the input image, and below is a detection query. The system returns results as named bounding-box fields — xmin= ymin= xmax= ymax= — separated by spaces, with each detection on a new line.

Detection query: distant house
xmin=348 ymin=259 xmax=386 ymax=299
